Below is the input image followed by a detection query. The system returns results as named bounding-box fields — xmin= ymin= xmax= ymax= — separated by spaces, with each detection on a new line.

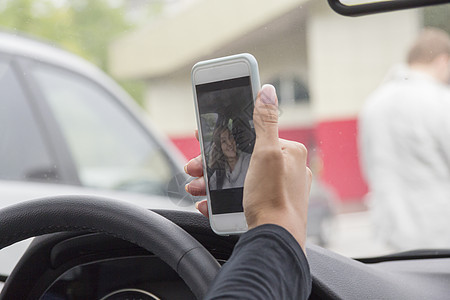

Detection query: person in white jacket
xmin=359 ymin=28 xmax=450 ymax=250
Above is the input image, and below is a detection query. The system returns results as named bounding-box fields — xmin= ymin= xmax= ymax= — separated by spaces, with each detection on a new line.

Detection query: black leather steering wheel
xmin=0 ymin=195 xmax=220 ymax=299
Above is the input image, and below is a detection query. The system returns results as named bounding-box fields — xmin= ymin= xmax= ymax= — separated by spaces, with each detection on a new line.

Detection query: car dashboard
xmin=2 ymin=210 xmax=236 ymax=300
xmin=3 ymin=210 xmax=450 ymax=300
xmin=44 ymin=255 xmax=195 ymax=299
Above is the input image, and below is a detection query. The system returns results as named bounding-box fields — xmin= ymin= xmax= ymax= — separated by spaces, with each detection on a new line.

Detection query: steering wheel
xmin=0 ymin=195 xmax=221 ymax=299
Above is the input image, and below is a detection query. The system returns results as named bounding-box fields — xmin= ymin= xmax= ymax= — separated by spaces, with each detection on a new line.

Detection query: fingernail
xmin=260 ymin=84 xmax=276 ymax=105
xmin=184 ymin=164 xmax=188 ymax=174
xmin=185 ymin=184 xmax=189 ymax=193
xmin=195 ymin=201 xmax=199 ymax=209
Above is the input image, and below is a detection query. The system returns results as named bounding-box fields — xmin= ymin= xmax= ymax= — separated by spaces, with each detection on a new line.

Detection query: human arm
xmin=185 ymin=84 xmax=312 ymax=299
xmin=204 ymin=224 xmax=311 ymax=300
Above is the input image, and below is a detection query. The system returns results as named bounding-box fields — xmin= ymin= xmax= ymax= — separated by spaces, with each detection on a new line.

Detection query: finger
xmin=279 ymin=138 xmax=307 ymax=152
xmin=184 ymin=155 xmax=203 ymax=177
xmin=185 ymin=177 xmax=206 ymax=196
xmin=280 ymin=139 xmax=308 ymax=163
xmin=195 ymin=200 xmax=209 ymax=218
xmin=253 ymin=84 xmax=279 ymax=146
xmin=306 ymin=167 xmax=313 ymax=186
xmin=195 ymin=129 xmax=199 ymax=141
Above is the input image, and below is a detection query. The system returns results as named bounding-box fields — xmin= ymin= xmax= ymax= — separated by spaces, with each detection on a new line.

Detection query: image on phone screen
xmin=196 ymin=76 xmax=255 ymax=215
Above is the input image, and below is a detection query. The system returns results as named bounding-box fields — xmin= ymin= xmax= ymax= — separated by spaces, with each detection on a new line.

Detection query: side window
xmin=31 ymin=65 xmax=175 ymax=196
xmin=0 ymin=58 xmax=57 ymax=182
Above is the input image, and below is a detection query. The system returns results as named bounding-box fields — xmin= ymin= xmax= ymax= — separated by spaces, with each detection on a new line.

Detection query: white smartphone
xmin=192 ymin=53 xmax=260 ymax=235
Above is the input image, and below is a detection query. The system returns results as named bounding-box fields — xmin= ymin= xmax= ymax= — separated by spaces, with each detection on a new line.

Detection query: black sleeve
xmin=205 ymin=224 xmax=312 ymax=300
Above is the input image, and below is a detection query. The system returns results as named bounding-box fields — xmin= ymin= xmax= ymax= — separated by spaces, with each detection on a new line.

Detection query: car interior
xmin=1 ymin=195 xmax=450 ymax=299
xmin=0 ymin=0 xmax=449 ymax=299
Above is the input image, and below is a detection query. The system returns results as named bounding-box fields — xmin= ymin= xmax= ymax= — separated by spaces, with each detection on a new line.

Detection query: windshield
xmin=0 ymin=0 xmax=449 ymax=258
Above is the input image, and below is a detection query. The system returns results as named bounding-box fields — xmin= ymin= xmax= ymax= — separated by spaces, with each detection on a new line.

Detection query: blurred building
xmin=109 ymin=0 xmax=420 ymax=202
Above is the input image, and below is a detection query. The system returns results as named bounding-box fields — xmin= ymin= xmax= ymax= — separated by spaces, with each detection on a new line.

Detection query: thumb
xmin=253 ymin=84 xmax=279 ymax=145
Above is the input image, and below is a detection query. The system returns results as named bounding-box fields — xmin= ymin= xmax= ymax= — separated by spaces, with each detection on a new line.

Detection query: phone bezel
xmin=192 ymin=53 xmax=260 ymax=235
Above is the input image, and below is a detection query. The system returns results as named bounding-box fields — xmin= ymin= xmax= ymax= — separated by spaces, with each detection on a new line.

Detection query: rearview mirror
xmin=328 ymin=0 xmax=450 ymax=16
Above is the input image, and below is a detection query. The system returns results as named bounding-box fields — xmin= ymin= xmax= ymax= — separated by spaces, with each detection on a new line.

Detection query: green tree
xmin=0 ymin=0 xmax=151 ymax=105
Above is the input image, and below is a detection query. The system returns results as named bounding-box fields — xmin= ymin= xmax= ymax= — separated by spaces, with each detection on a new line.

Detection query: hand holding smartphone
xmin=192 ymin=53 xmax=260 ymax=235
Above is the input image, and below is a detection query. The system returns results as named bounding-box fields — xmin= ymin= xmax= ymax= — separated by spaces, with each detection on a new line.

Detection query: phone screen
xmin=196 ymin=76 xmax=255 ymax=215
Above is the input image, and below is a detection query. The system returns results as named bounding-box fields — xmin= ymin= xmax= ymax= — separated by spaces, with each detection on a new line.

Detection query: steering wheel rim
xmin=0 ymin=195 xmax=220 ymax=299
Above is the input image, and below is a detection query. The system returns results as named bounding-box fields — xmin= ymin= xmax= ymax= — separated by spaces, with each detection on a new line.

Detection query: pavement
xmin=324 ymin=208 xmax=394 ymax=258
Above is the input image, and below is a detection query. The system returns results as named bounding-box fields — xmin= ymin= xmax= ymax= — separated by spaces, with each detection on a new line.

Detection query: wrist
xmin=247 ymin=210 xmax=307 ymax=252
